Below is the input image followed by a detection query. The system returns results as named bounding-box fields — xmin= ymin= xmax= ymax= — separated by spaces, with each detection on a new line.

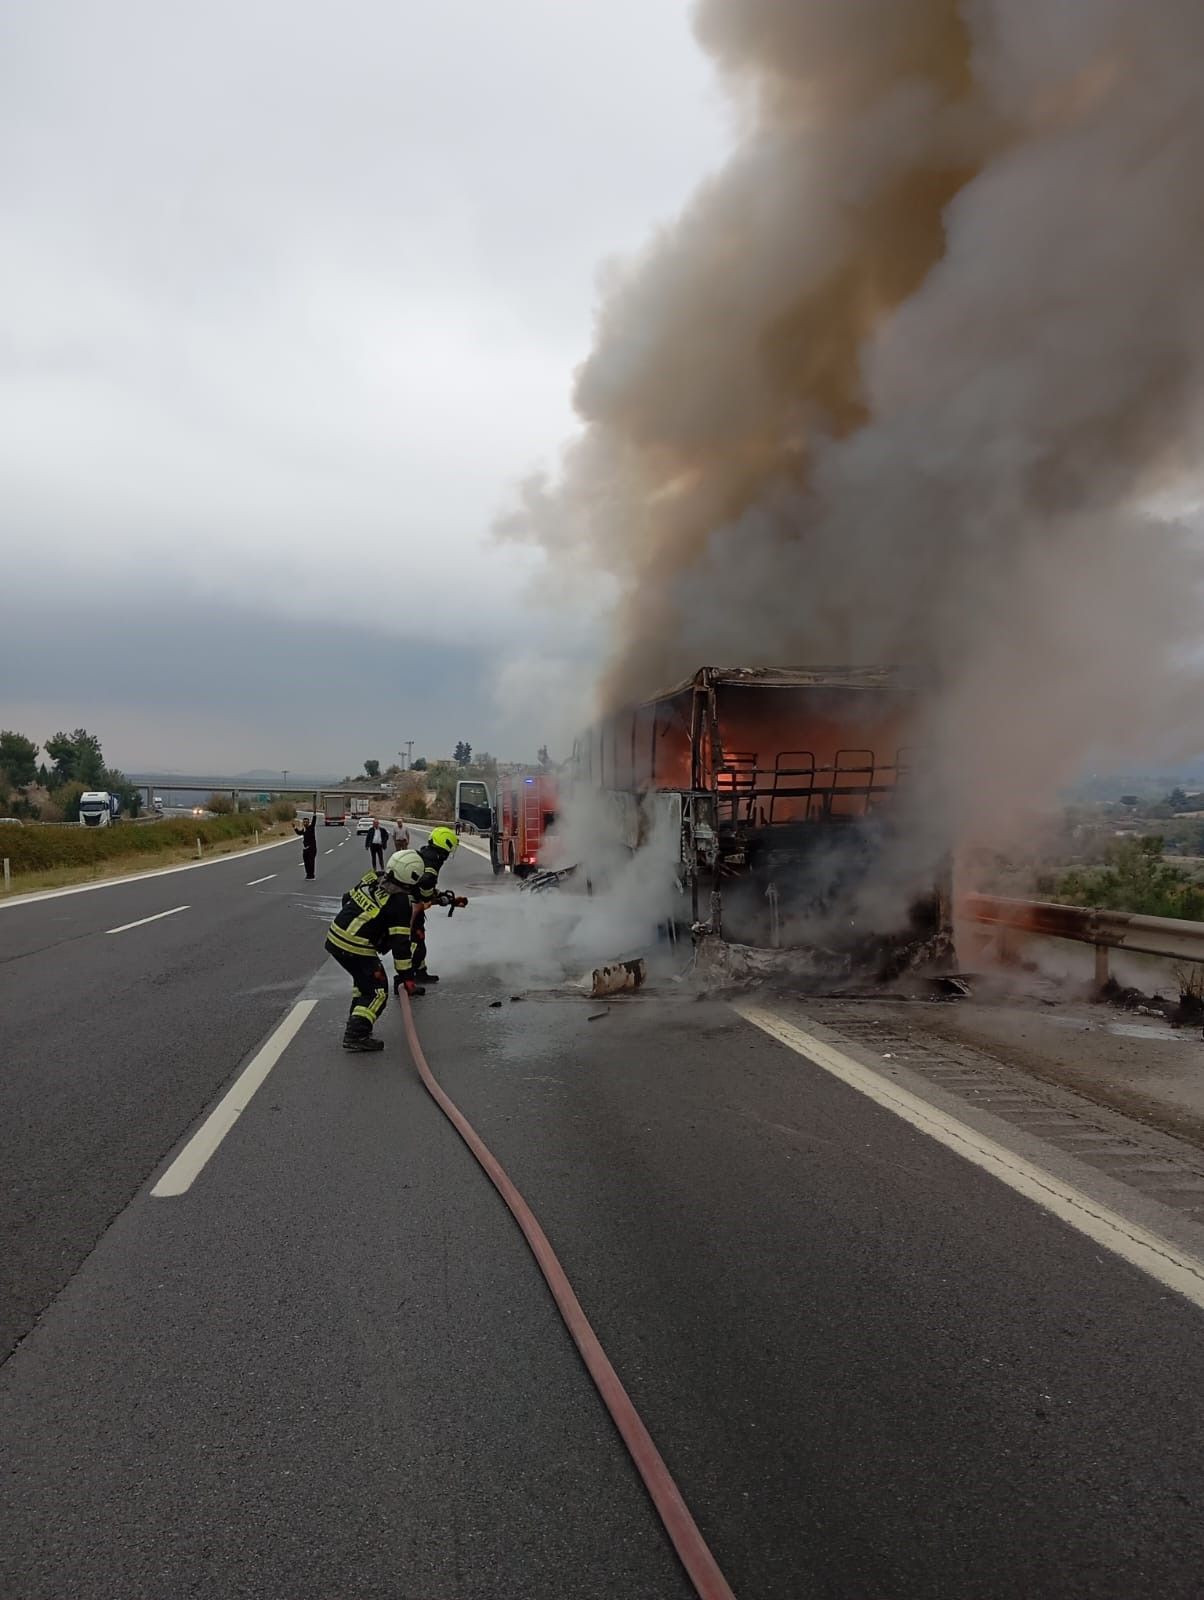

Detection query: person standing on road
xmin=325 ymin=849 xmax=428 ymax=1052
xmin=294 ymin=811 xmax=318 ymax=880
xmin=392 ymin=821 xmax=409 ymax=853
xmin=365 ymin=818 xmax=389 ymax=871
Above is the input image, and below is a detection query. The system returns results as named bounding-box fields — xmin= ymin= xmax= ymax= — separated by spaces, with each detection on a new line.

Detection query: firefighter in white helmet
xmin=324 ymin=849 xmax=429 ymax=1052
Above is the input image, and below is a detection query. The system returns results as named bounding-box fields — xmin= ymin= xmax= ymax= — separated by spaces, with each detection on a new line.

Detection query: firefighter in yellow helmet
xmin=403 ymin=825 xmax=465 ymax=988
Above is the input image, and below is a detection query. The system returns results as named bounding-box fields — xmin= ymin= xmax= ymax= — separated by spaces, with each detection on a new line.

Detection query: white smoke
xmin=501 ymin=0 xmax=1204 ymax=865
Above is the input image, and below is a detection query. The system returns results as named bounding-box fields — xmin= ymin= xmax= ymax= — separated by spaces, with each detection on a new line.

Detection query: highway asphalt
xmin=3 ymin=835 xmax=1204 ymax=1597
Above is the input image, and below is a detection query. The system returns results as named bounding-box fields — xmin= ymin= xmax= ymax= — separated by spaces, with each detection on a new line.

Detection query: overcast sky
xmin=1 ymin=1 xmax=727 ymax=772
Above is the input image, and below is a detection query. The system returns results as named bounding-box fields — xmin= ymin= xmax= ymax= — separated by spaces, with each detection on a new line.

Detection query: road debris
xmin=589 ymin=958 xmax=647 ymax=999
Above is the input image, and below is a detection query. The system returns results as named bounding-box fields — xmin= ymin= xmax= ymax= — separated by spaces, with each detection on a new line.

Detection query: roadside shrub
xmin=55 ymin=781 xmax=86 ymax=823
xmin=207 ymin=793 xmax=235 ymax=815
xmin=1055 ymin=835 xmax=1204 ymax=921
xmin=267 ymin=800 xmax=297 ymax=823
xmin=0 ymin=810 xmax=268 ymax=873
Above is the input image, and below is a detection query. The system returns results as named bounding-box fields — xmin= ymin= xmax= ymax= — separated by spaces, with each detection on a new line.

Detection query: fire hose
xmin=398 ymin=991 xmax=738 ymax=1600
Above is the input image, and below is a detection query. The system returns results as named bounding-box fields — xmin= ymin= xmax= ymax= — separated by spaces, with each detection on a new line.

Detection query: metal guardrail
xmin=963 ymin=893 xmax=1204 ymax=984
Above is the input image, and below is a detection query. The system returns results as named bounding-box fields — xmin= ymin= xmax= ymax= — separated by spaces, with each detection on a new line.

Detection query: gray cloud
xmin=0 ymin=593 xmax=561 ymax=772
xmin=1 ymin=0 xmax=725 ymax=761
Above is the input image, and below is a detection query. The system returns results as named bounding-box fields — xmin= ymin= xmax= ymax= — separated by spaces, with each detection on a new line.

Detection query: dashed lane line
xmin=246 ymin=874 xmax=276 ymax=886
xmin=107 ymin=905 xmax=189 ymax=935
xmin=151 ymin=1000 xmax=317 ymax=1197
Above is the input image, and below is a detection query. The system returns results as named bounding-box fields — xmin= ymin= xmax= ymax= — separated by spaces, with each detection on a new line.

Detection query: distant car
xmin=0 ymin=817 xmax=24 ymax=826
xmin=356 ymin=816 xmax=375 ymax=835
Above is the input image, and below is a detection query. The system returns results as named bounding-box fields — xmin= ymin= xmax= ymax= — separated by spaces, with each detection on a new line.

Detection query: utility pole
xmin=282 ymin=769 xmax=289 ymax=791
xmin=400 ymin=741 xmax=413 ymax=770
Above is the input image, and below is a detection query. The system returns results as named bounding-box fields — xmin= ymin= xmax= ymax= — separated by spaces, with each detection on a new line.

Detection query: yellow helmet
xmin=428 ymin=825 xmax=459 ymax=855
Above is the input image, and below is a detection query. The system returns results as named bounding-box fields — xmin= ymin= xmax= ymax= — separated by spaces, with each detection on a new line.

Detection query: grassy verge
xmin=0 ymin=819 xmax=298 ymax=896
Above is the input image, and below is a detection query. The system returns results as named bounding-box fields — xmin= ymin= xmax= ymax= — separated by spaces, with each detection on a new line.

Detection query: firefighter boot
xmin=412 ymin=969 xmax=440 ymax=983
xmin=343 ymin=1017 xmax=384 ymax=1053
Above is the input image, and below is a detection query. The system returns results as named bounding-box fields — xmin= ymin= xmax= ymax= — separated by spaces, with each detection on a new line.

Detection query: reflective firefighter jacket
xmin=326 ymin=872 xmax=418 ymax=976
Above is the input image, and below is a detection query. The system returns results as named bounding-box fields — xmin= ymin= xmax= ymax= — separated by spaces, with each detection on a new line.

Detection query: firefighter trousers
xmin=325 ymin=939 xmax=388 ymax=1030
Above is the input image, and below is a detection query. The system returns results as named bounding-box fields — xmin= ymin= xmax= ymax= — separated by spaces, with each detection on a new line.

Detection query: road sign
xmin=257 ymin=793 xmax=270 ymax=804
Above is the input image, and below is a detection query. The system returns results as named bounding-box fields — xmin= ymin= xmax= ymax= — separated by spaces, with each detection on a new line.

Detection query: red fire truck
xmin=456 ymin=773 xmax=557 ymax=877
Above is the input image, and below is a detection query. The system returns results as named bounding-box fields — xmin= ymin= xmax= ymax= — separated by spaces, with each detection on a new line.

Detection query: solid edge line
xmin=734 ymin=1002 xmax=1204 ymax=1315
xmin=399 ymin=994 xmax=737 ymax=1600
xmin=107 ymin=905 xmax=189 ymax=935
xmin=405 ymin=822 xmax=491 ymax=862
xmin=151 ymin=999 xmax=317 ymax=1198
xmin=0 ymin=833 xmax=297 ymax=910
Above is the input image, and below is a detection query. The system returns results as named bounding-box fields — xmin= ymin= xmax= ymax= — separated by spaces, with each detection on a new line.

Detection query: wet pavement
xmin=5 ymin=847 xmax=1204 ymax=1596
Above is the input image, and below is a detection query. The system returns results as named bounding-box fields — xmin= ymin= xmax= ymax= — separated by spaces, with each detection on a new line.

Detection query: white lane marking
xmin=152 ymin=999 xmax=317 ymax=1198
xmin=246 ymin=873 xmax=276 ymax=886
xmin=107 ymin=905 xmax=189 ymax=935
xmin=735 ymin=1002 xmax=1204 ymax=1315
xmin=325 ymin=848 xmax=334 ymax=854
xmin=0 ymin=834 xmax=297 ymax=911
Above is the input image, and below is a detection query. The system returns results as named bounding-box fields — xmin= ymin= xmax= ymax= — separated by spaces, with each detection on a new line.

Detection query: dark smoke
xmin=504 ymin=0 xmax=1204 ymax=848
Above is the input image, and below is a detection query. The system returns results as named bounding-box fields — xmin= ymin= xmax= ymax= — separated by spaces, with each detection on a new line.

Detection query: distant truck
xmin=79 ymin=791 xmax=120 ymax=827
xmin=456 ymin=774 xmax=558 ymax=878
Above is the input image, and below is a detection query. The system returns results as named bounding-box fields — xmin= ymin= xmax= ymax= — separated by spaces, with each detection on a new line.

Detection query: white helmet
xmin=384 ymin=849 xmax=425 ymax=889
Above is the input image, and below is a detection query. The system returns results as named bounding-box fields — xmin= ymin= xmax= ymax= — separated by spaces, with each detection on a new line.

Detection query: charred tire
xmin=513 ymin=862 xmax=535 ymax=880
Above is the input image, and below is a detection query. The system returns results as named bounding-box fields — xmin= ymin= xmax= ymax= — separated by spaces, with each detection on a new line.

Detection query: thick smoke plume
xmin=505 ymin=0 xmax=1204 ymax=849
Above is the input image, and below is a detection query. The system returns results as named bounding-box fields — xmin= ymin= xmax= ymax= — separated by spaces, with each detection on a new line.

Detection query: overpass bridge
xmin=126 ymin=775 xmax=391 ymax=810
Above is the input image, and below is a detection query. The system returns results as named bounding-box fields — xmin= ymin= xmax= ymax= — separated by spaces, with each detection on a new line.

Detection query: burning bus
xmin=565 ymin=665 xmax=955 ymax=980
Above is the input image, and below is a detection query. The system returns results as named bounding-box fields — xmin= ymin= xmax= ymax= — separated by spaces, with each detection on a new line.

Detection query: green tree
xmin=44 ymin=728 xmax=105 ymax=788
xmin=55 ymin=782 xmax=87 ymax=823
xmin=1056 ymin=835 xmax=1204 ymax=920
xmin=453 ymin=741 xmax=472 ymax=767
xmin=364 ymin=759 xmax=381 ymax=779
xmin=104 ymin=770 xmax=142 ymax=818
xmin=0 ymin=731 xmax=39 ymax=788
xmin=411 ymin=756 xmax=428 ymax=771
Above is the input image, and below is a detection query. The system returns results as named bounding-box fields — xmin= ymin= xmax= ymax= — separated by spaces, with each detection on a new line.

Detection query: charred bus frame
xmin=571 ymin=665 xmax=954 ymax=976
